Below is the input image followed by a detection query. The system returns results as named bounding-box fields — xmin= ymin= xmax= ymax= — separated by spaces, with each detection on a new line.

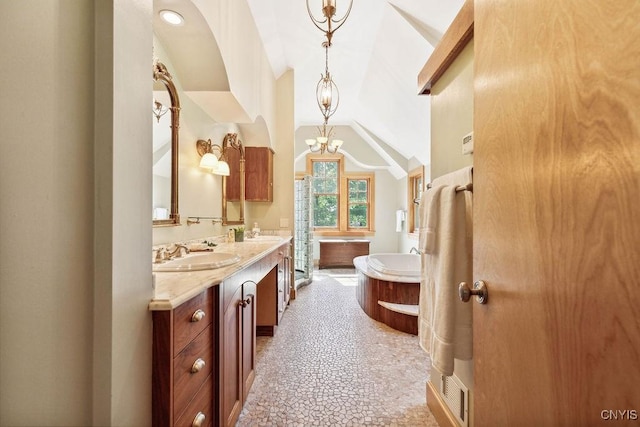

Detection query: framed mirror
xmin=152 ymin=60 xmax=180 ymax=226
xmin=221 ymin=133 xmax=245 ymax=225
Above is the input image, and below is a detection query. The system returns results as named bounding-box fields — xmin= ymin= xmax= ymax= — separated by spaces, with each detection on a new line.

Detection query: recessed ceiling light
xmin=159 ymin=10 xmax=184 ymax=26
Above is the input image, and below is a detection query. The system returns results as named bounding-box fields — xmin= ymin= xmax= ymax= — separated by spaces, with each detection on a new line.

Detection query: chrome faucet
xmin=410 ymin=247 xmax=421 ymax=255
xmin=167 ymin=244 xmax=189 ymax=258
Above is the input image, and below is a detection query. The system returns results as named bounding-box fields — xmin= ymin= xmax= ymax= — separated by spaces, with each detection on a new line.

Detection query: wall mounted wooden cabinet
xmin=226 ymin=146 xmax=273 ymax=202
xmin=244 ymin=147 xmax=273 ymax=202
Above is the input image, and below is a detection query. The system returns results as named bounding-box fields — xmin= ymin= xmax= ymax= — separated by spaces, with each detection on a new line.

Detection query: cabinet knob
xmin=239 ymin=294 xmax=254 ymax=308
xmin=192 ymin=412 xmax=206 ymax=427
xmin=191 ymin=309 xmax=205 ymax=322
xmin=190 ymin=358 xmax=206 ymax=373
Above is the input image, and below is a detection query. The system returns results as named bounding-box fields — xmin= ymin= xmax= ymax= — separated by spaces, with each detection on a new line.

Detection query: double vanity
xmin=149 ymin=236 xmax=292 ymax=427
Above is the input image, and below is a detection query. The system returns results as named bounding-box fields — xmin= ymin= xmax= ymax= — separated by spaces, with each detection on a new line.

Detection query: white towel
xmin=418 ymin=166 xmax=473 ymax=376
xmin=418 ymin=185 xmax=445 ymax=254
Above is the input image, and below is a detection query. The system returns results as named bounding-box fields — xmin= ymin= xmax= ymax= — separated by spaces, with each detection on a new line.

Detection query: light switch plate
xmin=462 ymin=132 xmax=474 ymax=155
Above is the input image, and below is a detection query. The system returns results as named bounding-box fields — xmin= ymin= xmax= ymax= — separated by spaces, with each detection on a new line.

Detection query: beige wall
xmin=152 ymin=0 xmax=282 ymax=247
xmin=430 ymin=41 xmax=474 ymax=180
xmin=1 ymin=0 xmax=153 ymax=425
xmin=245 ymin=70 xmax=295 ymax=231
xmin=428 ymin=39 xmax=474 ymax=424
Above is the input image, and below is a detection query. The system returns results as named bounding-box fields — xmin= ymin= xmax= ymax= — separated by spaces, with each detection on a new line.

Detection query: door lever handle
xmin=459 ymin=281 xmax=488 ymax=304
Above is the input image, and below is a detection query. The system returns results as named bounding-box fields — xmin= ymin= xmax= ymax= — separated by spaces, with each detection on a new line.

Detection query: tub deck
xmin=354 ymin=255 xmax=420 ymax=335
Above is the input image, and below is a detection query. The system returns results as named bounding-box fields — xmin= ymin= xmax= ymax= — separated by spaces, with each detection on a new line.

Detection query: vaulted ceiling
xmin=247 ymin=0 xmax=465 ymax=170
xmin=153 ymin=0 xmax=465 ymax=175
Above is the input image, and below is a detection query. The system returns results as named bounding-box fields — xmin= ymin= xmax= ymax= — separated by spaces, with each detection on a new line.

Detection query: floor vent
xmin=440 ymin=374 xmax=469 ymax=427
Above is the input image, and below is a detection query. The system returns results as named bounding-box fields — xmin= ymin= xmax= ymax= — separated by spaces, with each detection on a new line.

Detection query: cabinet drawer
xmin=174 ymin=325 xmax=213 ymax=417
xmin=174 ymin=374 xmax=213 ymax=427
xmin=174 ymin=289 xmax=213 ymax=356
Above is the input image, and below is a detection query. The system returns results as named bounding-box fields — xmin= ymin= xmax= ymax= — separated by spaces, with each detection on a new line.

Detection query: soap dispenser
xmin=252 ymin=222 xmax=260 ymax=236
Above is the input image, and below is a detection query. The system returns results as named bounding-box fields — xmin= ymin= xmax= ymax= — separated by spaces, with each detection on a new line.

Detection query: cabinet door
xmin=245 ymin=147 xmax=273 ymax=202
xmin=283 ymin=246 xmax=291 ymax=305
xmin=224 ymin=147 xmax=242 ymax=201
xmin=276 ymin=259 xmax=285 ymax=324
xmin=241 ymin=280 xmax=257 ymax=401
xmin=221 ymin=285 xmax=242 ymax=427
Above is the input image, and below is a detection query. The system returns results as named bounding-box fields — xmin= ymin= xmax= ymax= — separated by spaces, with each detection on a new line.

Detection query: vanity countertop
xmin=149 ymin=237 xmax=291 ymax=311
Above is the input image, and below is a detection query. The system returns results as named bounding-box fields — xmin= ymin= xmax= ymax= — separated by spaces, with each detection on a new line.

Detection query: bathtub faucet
xmin=410 ymin=247 xmax=421 ymax=255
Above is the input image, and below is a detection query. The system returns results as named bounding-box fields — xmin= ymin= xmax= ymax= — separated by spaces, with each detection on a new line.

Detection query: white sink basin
xmin=153 ymin=252 xmax=240 ymax=272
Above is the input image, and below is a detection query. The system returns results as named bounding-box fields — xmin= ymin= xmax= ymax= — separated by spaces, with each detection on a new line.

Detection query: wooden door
xmin=473 ymin=1 xmax=640 ymax=426
xmin=221 ymin=285 xmax=242 ymax=427
xmin=242 ymin=280 xmax=257 ymax=401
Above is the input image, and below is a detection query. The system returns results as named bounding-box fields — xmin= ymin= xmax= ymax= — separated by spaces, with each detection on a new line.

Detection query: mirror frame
xmin=153 ymin=60 xmax=180 ymax=226
xmin=221 ymin=133 xmax=245 ymax=225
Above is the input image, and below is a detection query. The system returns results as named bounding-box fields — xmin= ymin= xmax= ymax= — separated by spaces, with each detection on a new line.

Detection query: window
xmin=311 ymin=160 xmax=339 ymax=228
xmin=307 ymin=154 xmax=375 ymax=235
xmin=347 ymin=177 xmax=371 ymax=229
xmin=407 ymin=166 xmax=424 ymax=235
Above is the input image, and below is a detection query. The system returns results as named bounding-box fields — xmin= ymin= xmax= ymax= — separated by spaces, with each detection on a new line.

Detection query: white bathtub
xmin=353 ymin=253 xmax=421 ymax=283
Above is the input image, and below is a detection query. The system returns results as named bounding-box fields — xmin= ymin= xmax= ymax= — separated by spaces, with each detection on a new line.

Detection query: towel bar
xmin=413 ymin=183 xmax=473 ymax=204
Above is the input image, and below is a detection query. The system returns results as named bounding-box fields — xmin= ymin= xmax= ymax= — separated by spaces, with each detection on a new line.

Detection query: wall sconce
xmin=196 ymin=139 xmax=230 ymax=176
xmin=153 ymin=99 xmax=169 ymax=123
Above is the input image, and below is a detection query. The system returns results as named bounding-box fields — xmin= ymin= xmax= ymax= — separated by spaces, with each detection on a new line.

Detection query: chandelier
xmin=317 ymin=44 xmax=339 ymax=122
xmin=305 ymin=121 xmax=343 ymax=154
xmin=306 ymin=0 xmax=353 ymax=47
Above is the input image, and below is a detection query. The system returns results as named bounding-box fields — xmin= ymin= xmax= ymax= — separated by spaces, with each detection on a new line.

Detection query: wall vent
xmin=440 ymin=373 xmax=469 ymax=427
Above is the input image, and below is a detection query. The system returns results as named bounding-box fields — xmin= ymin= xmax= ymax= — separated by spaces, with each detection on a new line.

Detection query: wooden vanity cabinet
xmin=220 ymin=272 xmax=257 ymax=427
xmin=152 ymin=288 xmax=216 ymax=427
xmin=277 ymin=243 xmax=291 ymax=324
xmin=152 ymin=239 xmax=293 ymax=427
xmin=319 ymin=239 xmax=370 ymax=268
xmin=256 ymin=242 xmax=291 ymax=336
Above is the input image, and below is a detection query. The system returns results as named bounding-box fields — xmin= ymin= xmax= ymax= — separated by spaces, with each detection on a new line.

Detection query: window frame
xmin=308 ymin=156 xmax=341 ymax=230
xmin=344 ymin=174 xmax=374 ymax=231
xmin=307 ymin=154 xmax=375 ymax=236
xmin=407 ymin=166 xmax=425 ymax=237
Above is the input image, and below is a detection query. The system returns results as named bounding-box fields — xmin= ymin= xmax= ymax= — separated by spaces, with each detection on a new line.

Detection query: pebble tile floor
xmin=236 ymin=268 xmax=439 ymax=427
